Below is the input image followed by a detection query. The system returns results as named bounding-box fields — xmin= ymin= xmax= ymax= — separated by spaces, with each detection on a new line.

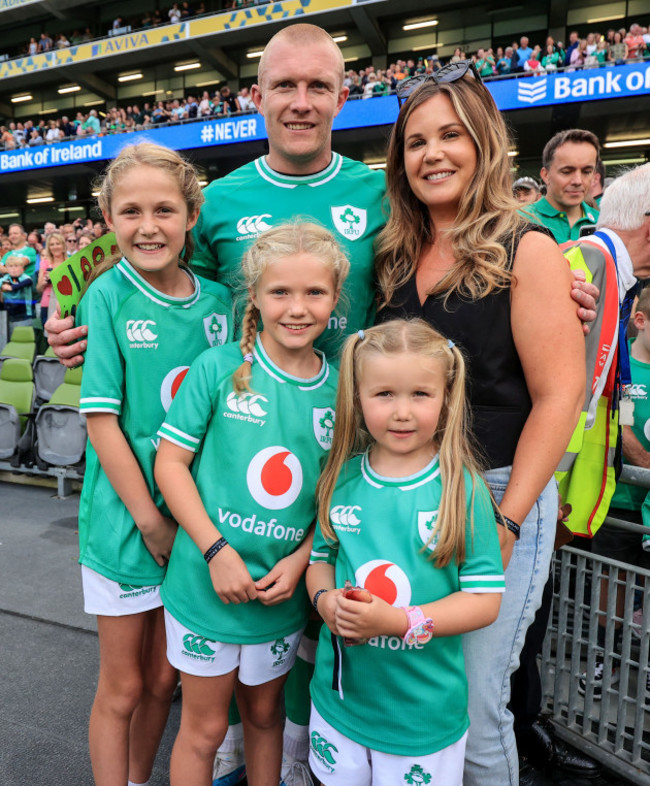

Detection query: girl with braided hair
xmin=154 ymin=222 xmax=349 ymax=786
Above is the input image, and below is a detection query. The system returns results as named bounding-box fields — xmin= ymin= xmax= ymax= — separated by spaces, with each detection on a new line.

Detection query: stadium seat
xmin=0 ymin=325 xmax=37 ymax=365
xmin=0 ymin=358 xmax=35 ymax=460
xmin=35 ymin=366 xmax=86 ymax=467
xmin=33 ymin=347 xmax=66 ymax=403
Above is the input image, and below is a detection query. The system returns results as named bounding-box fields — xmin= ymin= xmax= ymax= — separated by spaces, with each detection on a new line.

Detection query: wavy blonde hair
xmin=232 ymin=222 xmax=350 ymax=394
xmin=83 ymin=142 xmax=204 ymax=289
xmin=317 ymin=319 xmax=484 ymax=567
xmin=376 ymin=76 xmax=528 ymax=308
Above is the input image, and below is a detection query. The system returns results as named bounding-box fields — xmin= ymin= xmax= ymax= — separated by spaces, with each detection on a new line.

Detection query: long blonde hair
xmin=317 ymin=319 xmax=483 ymax=567
xmin=232 ymin=222 xmax=350 ymax=394
xmin=376 ymin=76 xmax=528 ymax=308
xmin=84 ymin=142 xmax=204 ymax=289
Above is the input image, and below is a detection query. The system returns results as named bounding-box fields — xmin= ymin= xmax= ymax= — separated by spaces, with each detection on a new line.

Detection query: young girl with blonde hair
xmin=76 ymin=141 xmax=232 ymax=786
xmin=154 ymin=222 xmax=349 ymax=786
xmin=307 ymin=319 xmax=505 ymax=785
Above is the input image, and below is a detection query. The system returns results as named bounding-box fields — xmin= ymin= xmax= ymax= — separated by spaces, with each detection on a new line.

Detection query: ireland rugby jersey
xmin=158 ymin=335 xmax=338 ymax=644
xmin=612 ymin=342 xmax=650 ymax=510
xmin=310 ymin=452 xmax=505 ymax=757
xmin=77 ymin=258 xmax=232 ymax=586
xmin=191 ymin=154 xmax=386 ymax=357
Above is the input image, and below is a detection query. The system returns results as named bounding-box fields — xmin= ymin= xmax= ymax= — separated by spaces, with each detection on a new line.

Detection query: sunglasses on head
xmin=396 ymin=61 xmax=483 ymax=107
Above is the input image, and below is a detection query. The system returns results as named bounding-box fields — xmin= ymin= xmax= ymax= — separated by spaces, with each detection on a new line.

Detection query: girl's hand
xmin=316 ymin=588 xmax=344 ymax=635
xmin=139 ymin=513 xmax=178 ymax=566
xmin=255 ymin=551 xmax=307 ymax=606
xmin=208 ymin=546 xmax=258 ymax=605
xmin=334 ymin=594 xmax=407 ymax=641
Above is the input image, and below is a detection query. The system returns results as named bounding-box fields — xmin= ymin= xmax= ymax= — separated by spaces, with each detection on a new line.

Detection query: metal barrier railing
xmin=542 ymin=465 xmax=650 ymax=784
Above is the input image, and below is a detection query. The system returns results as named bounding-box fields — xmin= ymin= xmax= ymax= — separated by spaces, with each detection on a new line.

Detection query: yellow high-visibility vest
xmin=556 ymin=239 xmax=620 ymax=538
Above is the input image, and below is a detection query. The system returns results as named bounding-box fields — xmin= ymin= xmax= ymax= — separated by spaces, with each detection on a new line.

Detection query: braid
xmin=232 ymin=299 xmax=260 ymax=394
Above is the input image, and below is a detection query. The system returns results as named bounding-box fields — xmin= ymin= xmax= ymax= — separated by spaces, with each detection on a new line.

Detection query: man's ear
xmin=251 ymin=84 xmax=264 ymax=116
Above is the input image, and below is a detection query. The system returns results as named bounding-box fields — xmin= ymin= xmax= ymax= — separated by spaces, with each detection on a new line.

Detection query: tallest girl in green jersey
xmin=76 ymin=143 xmax=232 ymax=786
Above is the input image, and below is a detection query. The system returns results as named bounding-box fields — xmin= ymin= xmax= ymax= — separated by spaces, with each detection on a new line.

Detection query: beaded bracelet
xmin=203 ymin=536 xmax=229 ymax=564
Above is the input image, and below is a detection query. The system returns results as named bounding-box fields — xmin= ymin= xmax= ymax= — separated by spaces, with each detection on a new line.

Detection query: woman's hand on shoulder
xmin=208 ymin=545 xmax=257 ymax=604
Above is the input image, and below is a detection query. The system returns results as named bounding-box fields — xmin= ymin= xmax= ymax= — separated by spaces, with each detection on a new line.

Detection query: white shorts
xmin=164 ymin=609 xmax=302 ymax=684
xmin=81 ymin=565 xmax=162 ymax=616
xmin=309 ymin=704 xmax=467 ymax=786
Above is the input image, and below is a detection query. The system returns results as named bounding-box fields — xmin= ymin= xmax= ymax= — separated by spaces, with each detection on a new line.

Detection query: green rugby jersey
xmin=77 ymin=258 xmax=233 ymax=586
xmin=612 ymin=342 xmax=650 ymax=510
xmin=310 ymin=452 xmax=505 ymax=757
xmin=191 ymin=153 xmax=386 ymax=357
xmin=158 ymin=336 xmax=338 ymax=644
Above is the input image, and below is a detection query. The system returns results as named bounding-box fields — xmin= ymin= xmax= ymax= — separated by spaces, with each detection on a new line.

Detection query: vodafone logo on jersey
xmin=160 ymin=366 xmax=190 ymax=412
xmin=246 ymin=446 xmax=303 ymax=510
xmin=355 ymin=560 xmax=411 ymax=607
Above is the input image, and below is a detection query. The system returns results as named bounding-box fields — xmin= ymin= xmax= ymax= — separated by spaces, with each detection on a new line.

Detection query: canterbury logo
xmin=236 ymin=215 xmax=272 ymax=235
xmin=126 ymin=319 xmax=157 ymax=342
xmin=226 ymin=392 xmax=268 ymax=417
xmin=330 ymin=505 xmax=361 ymax=526
xmin=311 ymin=732 xmax=338 ymax=765
xmin=628 ymin=384 xmax=647 ymax=398
xmin=119 ymin=583 xmax=140 ymax=592
xmin=182 ymin=634 xmax=216 ymax=656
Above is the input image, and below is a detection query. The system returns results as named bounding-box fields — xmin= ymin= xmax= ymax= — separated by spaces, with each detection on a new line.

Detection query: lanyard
xmin=593 ymin=230 xmax=637 ymax=389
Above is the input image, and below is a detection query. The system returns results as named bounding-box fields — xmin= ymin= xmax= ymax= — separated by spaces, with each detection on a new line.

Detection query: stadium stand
xmin=0 ymin=356 xmax=34 ymax=458
xmin=0 ymin=0 xmax=647 ymax=226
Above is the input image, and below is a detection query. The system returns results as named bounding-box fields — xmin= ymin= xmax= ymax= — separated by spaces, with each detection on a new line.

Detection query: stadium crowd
xmin=1 ymin=20 xmax=649 ymax=152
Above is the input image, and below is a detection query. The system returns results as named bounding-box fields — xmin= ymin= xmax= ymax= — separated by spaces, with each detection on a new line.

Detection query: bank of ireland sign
xmin=491 ymin=61 xmax=650 ymax=111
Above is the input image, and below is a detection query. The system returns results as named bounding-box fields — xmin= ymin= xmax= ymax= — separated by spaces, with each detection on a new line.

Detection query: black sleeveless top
xmin=377 ymin=227 xmax=549 ymax=469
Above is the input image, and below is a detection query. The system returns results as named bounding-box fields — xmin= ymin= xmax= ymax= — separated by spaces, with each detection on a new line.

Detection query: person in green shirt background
xmin=523 ymin=128 xmax=600 ymax=243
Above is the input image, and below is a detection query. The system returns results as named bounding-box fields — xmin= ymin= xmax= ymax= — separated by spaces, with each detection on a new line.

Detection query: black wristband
xmin=497 ymin=514 xmax=521 ymax=540
xmin=312 ymin=588 xmax=328 ymax=613
xmin=204 ymin=537 xmax=228 ymax=564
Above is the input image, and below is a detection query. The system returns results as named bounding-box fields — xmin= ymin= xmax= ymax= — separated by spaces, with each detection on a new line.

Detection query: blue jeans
xmin=463 ymin=467 xmax=557 ymax=786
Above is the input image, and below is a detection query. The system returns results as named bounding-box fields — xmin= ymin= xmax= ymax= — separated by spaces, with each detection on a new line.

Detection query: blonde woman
xmin=37 ymin=232 xmax=66 ymax=325
xmin=374 ymin=63 xmax=585 ymax=785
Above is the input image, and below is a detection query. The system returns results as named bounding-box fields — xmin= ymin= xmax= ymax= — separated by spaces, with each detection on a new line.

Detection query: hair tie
xmin=243 ymin=353 xmax=254 ymax=364
xmin=357 ymin=330 xmax=365 ymax=340
xmin=447 ymin=339 xmax=455 ymax=349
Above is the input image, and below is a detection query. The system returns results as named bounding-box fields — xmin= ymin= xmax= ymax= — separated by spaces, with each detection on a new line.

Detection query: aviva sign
xmin=0 ymin=0 xmax=41 ymax=8
xmin=0 ymin=0 xmax=356 ymax=80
